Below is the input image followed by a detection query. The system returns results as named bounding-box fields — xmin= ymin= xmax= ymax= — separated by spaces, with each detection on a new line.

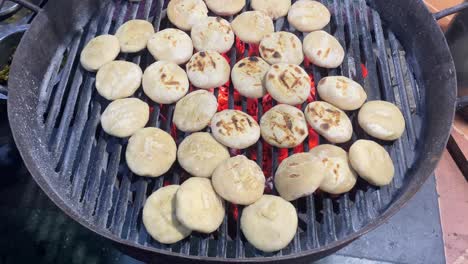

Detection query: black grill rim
xmin=7 ymin=0 xmax=456 ymax=262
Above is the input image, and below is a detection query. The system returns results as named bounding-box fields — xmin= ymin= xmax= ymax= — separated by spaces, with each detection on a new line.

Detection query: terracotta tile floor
xmin=435 ymin=115 xmax=468 ymax=264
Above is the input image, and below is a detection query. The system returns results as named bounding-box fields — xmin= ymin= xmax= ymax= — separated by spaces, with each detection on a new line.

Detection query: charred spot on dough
xmin=161 ymin=73 xmax=167 ymax=79
xmin=273 ymin=64 xmax=279 ymax=69
xmin=324 ymin=48 xmax=331 ymax=58
xmin=293 ymin=67 xmax=302 ymax=74
xmin=196 ymin=60 xmax=203 ymax=70
xmin=322 ymin=158 xmax=329 ymax=164
xmin=232 ymin=116 xmax=241 ymax=131
xmin=216 ymin=121 xmax=222 ymax=127
xmin=273 ymin=51 xmax=281 ymax=58
xmin=249 ymin=57 xmax=259 ymax=62
xmin=246 ymin=117 xmax=253 ymax=127
xmin=295 ymin=127 xmax=306 ymax=135
xmin=325 ymin=108 xmax=340 ymax=115
xmin=288 ymin=162 xmax=299 ymax=166
xmin=336 ymin=78 xmax=349 ymax=89
xmin=288 ymin=174 xmax=300 ymax=178
xmin=165 ymin=81 xmax=180 ymax=86
xmin=268 ymin=73 xmax=275 ymax=80
xmin=209 ymin=56 xmax=216 ymax=68
xmin=320 ymin=123 xmax=330 ymax=130
xmin=238 ymin=63 xmax=246 ymax=68
xmin=283 ymin=114 xmax=293 ymax=130
xmin=200 ymin=51 xmax=206 ymax=57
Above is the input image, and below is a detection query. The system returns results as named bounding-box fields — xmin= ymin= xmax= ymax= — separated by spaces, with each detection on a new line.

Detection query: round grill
xmin=9 ymin=0 xmax=428 ymax=261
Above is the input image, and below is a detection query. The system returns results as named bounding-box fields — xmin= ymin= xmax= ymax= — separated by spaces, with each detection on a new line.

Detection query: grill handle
xmin=434 ymin=2 xmax=468 ymax=20
xmin=1 ymin=0 xmax=41 ymax=13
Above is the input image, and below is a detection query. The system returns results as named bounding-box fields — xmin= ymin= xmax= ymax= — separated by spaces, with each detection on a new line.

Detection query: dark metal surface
xmin=6 ymin=0 xmax=456 ymax=262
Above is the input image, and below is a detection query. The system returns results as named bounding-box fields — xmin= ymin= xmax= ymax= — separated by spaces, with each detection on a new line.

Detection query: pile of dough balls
xmin=78 ymin=0 xmax=407 ymax=253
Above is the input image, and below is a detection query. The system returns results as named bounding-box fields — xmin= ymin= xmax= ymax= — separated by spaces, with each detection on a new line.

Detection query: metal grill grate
xmin=35 ymin=0 xmax=423 ymax=259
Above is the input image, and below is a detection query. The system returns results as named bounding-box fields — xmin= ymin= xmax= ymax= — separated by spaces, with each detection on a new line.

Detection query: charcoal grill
xmin=4 ymin=0 xmax=464 ymax=262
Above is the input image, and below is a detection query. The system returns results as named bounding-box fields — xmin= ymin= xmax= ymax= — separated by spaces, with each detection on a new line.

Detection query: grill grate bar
xmin=70 ymin=102 xmax=102 ymax=200
xmin=127 ymin=179 xmax=148 ymax=241
xmin=44 ymin=35 xmax=81 ymax=149
xmin=235 ymin=206 xmax=245 ymax=257
xmin=322 ymin=198 xmax=338 ymax=244
xmin=357 ymin=0 xmax=380 ymax=100
xmin=371 ymin=10 xmax=394 ymax=102
xmin=111 ymin=1 xmax=128 ymax=34
xmin=82 ymin=132 xmax=109 ymax=217
xmin=338 ymin=193 xmax=354 ymax=235
xmin=306 ymin=195 xmax=320 ymax=248
xmin=58 ymin=74 xmax=94 ymax=182
xmin=388 ymin=32 xmax=417 ymax=145
xmin=94 ymin=143 xmax=122 ymax=227
xmin=343 ymin=0 xmax=363 ymax=82
xmin=43 ymin=36 xmax=83 ymax=141
xmin=37 ymin=51 xmax=64 ymax=122
xmin=111 ymin=168 xmax=133 ymax=236
xmin=331 ymin=0 xmax=346 ymax=76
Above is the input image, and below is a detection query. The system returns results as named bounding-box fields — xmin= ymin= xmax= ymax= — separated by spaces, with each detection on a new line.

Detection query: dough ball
xmin=191 ymin=17 xmax=234 ymax=53
xmin=167 ymin=0 xmax=208 ymax=31
xmin=265 ymin=63 xmax=310 ymax=105
xmin=212 ymin=155 xmax=265 ymax=205
xmin=287 ymin=0 xmax=330 ymax=32
xmin=210 ymin=110 xmax=261 ymax=149
xmin=176 ymin=177 xmax=225 ymax=233
xmin=241 ymin=195 xmax=297 ymax=252
xmin=305 ymin=101 xmax=353 ymax=143
xmin=177 ymin=132 xmax=230 ymax=178
xmin=231 ymin=11 xmax=274 ymax=44
xmin=274 ymin=152 xmax=324 ymax=201
xmin=173 ymin=90 xmax=218 ymax=132
xmin=259 ymin=31 xmax=304 ymax=65
xmin=142 ymin=61 xmax=189 ymax=104
xmin=186 ymin=51 xmax=230 ymax=89
xmin=100 ymin=98 xmax=149 ymax=138
xmin=147 ymin=28 xmax=193 ymax=65
xmin=250 ymin=0 xmax=291 ymax=20
xmin=349 ymin=140 xmax=395 ymax=186
xmin=231 ymin=56 xmax=270 ymax=99
xmin=96 ymin=60 xmax=142 ymax=100
xmin=143 ymin=185 xmax=192 ymax=244
xmin=125 ymin=127 xmax=177 ymax=177
xmin=260 ymin=104 xmax=308 ymax=148
xmin=317 ymin=76 xmax=367 ymax=111
xmin=310 ymin=144 xmax=357 ymax=194
xmin=80 ymin=35 xmax=120 ymax=72
xmin=358 ymin=100 xmax=406 ymax=141
xmin=115 ymin=19 xmax=154 ymax=53
xmin=303 ymin=30 xmax=345 ymax=69
xmin=204 ymin=0 xmax=245 ymax=15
